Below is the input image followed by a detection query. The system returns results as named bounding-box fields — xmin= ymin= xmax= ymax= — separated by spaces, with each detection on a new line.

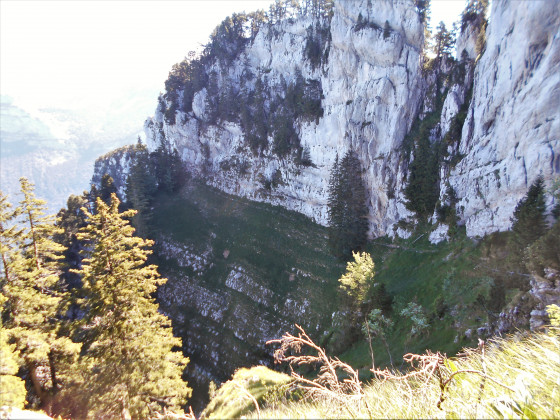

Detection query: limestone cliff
xmin=141 ymin=0 xmax=559 ymax=240
xmin=444 ymin=0 xmax=560 ymax=238
xmin=145 ymin=0 xmax=423 ymax=237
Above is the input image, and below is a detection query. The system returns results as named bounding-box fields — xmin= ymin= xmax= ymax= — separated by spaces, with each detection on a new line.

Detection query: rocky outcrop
xmin=143 ymin=0 xmax=559 ymax=242
xmin=445 ymin=0 xmax=560 ymax=238
xmin=91 ymin=145 xmax=139 ymax=197
xmin=529 ymin=268 xmax=560 ymax=330
xmin=145 ymin=0 xmax=424 ymax=237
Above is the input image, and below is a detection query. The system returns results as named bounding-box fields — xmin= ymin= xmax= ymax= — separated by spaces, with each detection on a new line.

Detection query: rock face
xmin=141 ymin=0 xmax=559 ymax=241
xmin=445 ymin=0 xmax=560 ymax=238
xmin=145 ymin=0 xmax=423 ymax=237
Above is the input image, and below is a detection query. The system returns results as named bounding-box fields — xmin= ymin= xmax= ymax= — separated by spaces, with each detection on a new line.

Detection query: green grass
xmin=147 ymin=182 xmax=530 ymax=413
xmin=338 ymin=229 xmax=496 ymax=375
xmin=201 ymin=366 xmax=293 ymax=419
xmin=247 ymin=330 xmax=560 ymax=419
xmin=149 ymin=182 xmax=345 ymax=410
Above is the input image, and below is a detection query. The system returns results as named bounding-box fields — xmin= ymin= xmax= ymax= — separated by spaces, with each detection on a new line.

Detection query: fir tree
xmin=0 ymin=194 xmax=27 ymax=408
xmin=328 ymin=151 xmax=369 ymax=259
xmin=73 ymin=194 xmax=191 ymax=418
xmin=55 ymin=193 xmax=89 ymax=289
xmin=404 ymin=135 xmax=442 ymax=219
xmin=0 ymin=293 xmax=26 ymax=409
xmin=432 ymin=21 xmax=455 ymax=63
xmin=328 ymin=154 xmax=344 ymax=255
xmin=0 ymin=192 xmax=21 ymax=285
xmin=99 ymin=174 xmax=118 ymax=206
xmin=511 ymin=175 xmax=547 ymax=247
xmin=126 ymin=141 xmax=157 ymax=237
xmin=1 ymin=180 xmax=79 ymax=414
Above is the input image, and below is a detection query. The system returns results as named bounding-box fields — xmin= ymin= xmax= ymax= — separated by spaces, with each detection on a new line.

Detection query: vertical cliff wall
xmin=444 ymin=0 xmax=560 ymax=237
xmin=145 ymin=0 xmax=424 ymax=237
xmin=142 ymin=0 xmax=559 ymax=239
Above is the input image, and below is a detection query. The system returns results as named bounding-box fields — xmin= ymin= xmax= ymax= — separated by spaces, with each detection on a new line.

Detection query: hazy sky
xmin=1 ymin=0 xmax=467 ymax=115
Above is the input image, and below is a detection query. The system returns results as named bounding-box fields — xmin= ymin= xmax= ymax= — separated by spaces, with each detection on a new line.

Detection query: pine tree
xmin=99 ymin=174 xmax=118 ymax=205
xmin=55 ymin=192 xmax=89 ymax=289
xmin=328 ymin=151 xmax=369 ymax=259
xmin=73 ymin=194 xmax=191 ymax=418
xmin=404 ymin=135 xmax=442 ymax=218
xmin=0 ymin=293 xmax=26 ymax=409
xmin=511 ymin=175 xmax=547 ymax=247
xmin=126 ymin=141 xmax=157 ymax=237
xmin=327 ymin=154 xmax=344 ymax=255
xmin=1 ymin=181 xmax=79 ymax=414
xmin=0 ymin=195 xmax=27 ymax=409
xmin=432 ymin=21 xmax=455 ymax=62
xmin=0 ymin=192 xmax=21 ymax=285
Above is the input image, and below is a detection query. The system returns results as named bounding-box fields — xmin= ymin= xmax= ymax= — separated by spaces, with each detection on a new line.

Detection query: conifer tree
xmin=55 ymin=193 xmax=89 ymax=289
xmin=328 ymin=151 xmax=369 ymax=259
xmin=126 ymin=141 xmax=157 ymax=237
xmin=404 ymin=135 xmax=442 ymax=218
xmin=0 ymin=192 xmax=21 ymax=285
xmin=432 ymin=21 xmax=455 ymax=63
xmin=73 ymin=194 xmax=191 ymax=419
xmin=0 ymin=195 xmax=27 ymax=408
xmin=1 ymin=181 xmax=79 ymax=414
xmin=328 ymin=154 xmax=343 ymax=254
xmin=99 ymin=174 xmax=118 ymax=205
xmin=0 ymin=294 xmax=26 ymax=408
xmin=511 ymin=175 xmax=547 ymax=247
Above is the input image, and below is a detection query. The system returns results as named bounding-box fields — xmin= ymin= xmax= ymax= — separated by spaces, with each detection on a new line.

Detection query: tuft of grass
xmin=249 ymin=331 xmax=560 ymax=419
xmin=201 ymin=366 xmax=292 ymax=419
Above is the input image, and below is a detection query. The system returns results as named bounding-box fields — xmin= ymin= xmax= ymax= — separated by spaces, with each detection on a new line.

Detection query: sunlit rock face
xmin=446 ymin=0 xmax=560 ymax=237
xmin=145 ymin=0 xmax=423 ymax=237
xmin=143 ymin=0 xmax=559 ymax=240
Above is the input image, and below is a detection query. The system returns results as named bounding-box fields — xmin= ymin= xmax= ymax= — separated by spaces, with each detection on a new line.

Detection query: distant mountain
xmin=0 ymin=91 xmax=156 ymax=213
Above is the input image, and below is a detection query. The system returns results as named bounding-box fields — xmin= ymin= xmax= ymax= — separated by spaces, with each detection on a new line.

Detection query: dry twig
xmin=266 ymin=324 xmax=371 ymax=418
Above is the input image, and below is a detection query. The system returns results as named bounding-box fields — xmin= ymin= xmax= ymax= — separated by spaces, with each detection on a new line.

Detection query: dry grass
xmin=253 ymin=327 xmax=560 ymax=419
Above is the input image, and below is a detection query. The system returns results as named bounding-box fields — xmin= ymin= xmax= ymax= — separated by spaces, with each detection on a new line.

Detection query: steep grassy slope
xmin=149 ymin=182 xmax=346 ymax=409
xmin=146 ymin=182 xmax=534 ymax=411
xmin=246 ymin=330 xmax=560 ymax=419
xmin=339 ymin=231 xmax=487 ymax=372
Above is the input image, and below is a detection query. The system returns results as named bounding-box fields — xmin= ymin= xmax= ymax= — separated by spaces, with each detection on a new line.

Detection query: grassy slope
xmin=148 ymin=182 xmax=527 ymax=412
xmin=339 ymin=229 xmax=488 ymax=376
xmin=250 ymin=330 xmax=560 ymax=419
xmin=149 ymin=182 xmax=346 ymax=409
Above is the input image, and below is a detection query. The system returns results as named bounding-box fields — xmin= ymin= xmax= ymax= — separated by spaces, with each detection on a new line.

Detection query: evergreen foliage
xmin=383 ymin=20 xmax=391 ymax=39
xmin=72 ymin=194 xmax=191 ymax=418
xmin=404 ymin=131 xmax=443 ymax=219
xmin=415 ymin=0 xmax=431 ymax=25
xmin=327 ymin=151 xmax=369 ymax=259
xmin=461 ymin=0 xmax=489 ymax=30
xmin=525 ymin=220 xmax=560 ymax=277
xmin=432 ymin=21 xmax=455 ymax=63
xmin=99 ymin=174 xmax=118 ymax=206
xmin=304 ymin=23 xmax=331 ymax=70
xmin=0 ymin=311 xmax=27 ymax=409
xmin=0 ymin=180 xmax=80 ymax=414
xmin=510 ymin=176 xmax=547 ymax=248
xmin=125 ymin=140 xmax=158 ymax=237
xmin=55 ymin=193 xmax=89 ymax=289
xmin=150 ymin=126 xmax=188 ymax=193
